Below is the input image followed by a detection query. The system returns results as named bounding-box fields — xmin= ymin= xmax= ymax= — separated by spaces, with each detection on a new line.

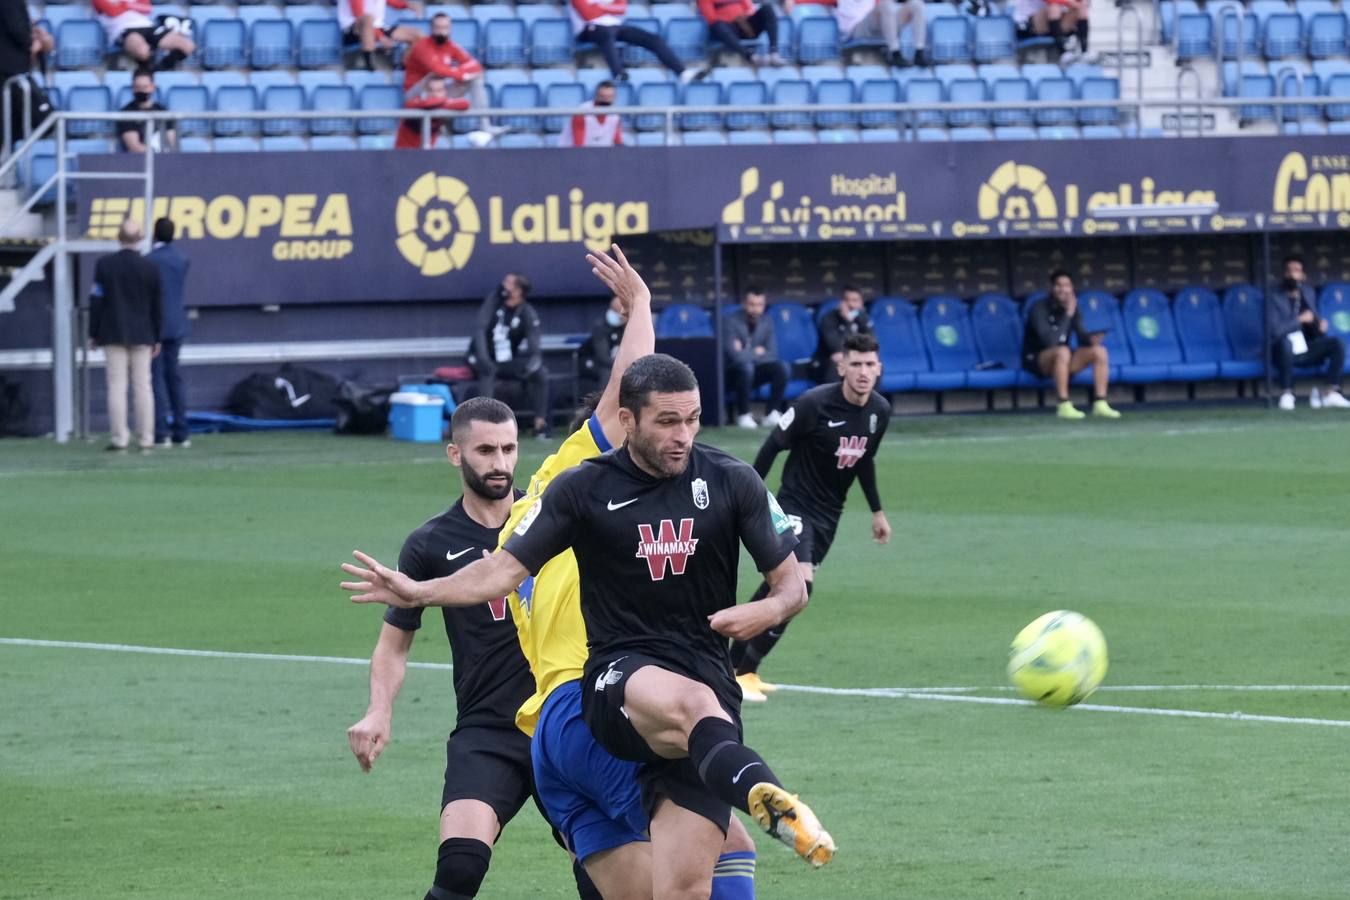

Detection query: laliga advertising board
xmin=76 ymin=137 xmax=1350 ymax=305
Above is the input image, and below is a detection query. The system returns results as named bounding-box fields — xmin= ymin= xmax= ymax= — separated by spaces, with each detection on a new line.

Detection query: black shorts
xmin=440 ymin=723 xmax=534 ymax=828
xmin=581 ymin=651 xmax=740 ymax=833
xmin=117 ymin=26 xmax=162 ymax=50
xmin=780 ymin=503 xmax=840 ymax=568
xmin=344 ymin=23 xmax=393 ymax=43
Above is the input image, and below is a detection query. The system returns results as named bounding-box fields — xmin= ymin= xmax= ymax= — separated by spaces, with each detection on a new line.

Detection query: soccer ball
xmin=1007 ymin=610 xmax=1108 ymax=707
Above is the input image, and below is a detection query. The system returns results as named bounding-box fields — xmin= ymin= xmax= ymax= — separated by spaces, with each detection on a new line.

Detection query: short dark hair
xmin=1049 ymin=269 xmax=1072 ymax=285
xmin=508 ymin=273 xmax=531 ymax=296
xmin=153 ymin=217 xmax=175 ymax=244
xmin=132 ymin=65 xmax=155 ymax=82
xmin=431 ymin=11 xmax=450 ymax=21
xmin=1283 ymin=254 xmax=1304 ymax=269
xmin=450 ymin=396 xmax=515 ymax=443
xmin=744 ymin=285 xmax=766 ymax=298
xmin=842 ymin=333 xmax=879 ymax=355
xmin=567 ymin=390 xmax=603 ymax=436
xmin=596 ymin=80 xmax=616 ymax=92
xmin=619 ymin=354 xmax=698 ymax=420
xmin=841 ymin=284 xmax=863 ymax=298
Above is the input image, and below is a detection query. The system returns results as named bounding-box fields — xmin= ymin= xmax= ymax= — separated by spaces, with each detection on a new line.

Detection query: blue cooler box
xmin=389 ymin=392 xmax=445 ymax=442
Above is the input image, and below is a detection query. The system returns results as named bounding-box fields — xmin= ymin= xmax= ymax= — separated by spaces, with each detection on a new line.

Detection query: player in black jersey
xmin=343 ymin=353 xmax=836 ymax=896
xmin=345 ymin=396 xmax=598 ymax=900
xmin=730 ymin=334 xmax=893 ymax=701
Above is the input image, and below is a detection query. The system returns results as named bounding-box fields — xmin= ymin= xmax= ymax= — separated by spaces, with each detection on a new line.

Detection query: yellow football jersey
xmin=498 ymin=415 xmax=610 ymax=736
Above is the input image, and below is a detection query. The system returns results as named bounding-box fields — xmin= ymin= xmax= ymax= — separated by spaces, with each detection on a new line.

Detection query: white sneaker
xmin=736 ymin=413 xmax=758 ymax=429
xmin=762 ymin=409 xmax=782 ymax=428
xmin=1278 ymin=391 xmax=1296 ymax=411
xmin=1059 ymin=34 xmax=1081 ymax=65
xmin=678 ymin=66 xmax=710 ymax=86
xmin=1310 ymin=387 xmax=1323 ymax=409
xmin=1319 ymin=389 xmax=1350 ymax=408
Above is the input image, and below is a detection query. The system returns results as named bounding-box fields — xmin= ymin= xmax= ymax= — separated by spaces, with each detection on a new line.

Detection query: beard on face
xmin=462 ymin=459 xmax=514 ymax=500
xmin=628 ymin=424 xmax=689 ymax=478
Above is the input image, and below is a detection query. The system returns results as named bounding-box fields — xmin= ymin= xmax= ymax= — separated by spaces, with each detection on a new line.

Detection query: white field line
xmin=874 ymin=684 xmax=1350 ymax=693
xmin=4 ymin=637 xmax=1349 ymax=728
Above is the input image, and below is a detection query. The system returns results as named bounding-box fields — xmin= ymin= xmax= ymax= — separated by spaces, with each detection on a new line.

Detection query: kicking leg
xmin=428 ymin=799 xmax=499 ymax=900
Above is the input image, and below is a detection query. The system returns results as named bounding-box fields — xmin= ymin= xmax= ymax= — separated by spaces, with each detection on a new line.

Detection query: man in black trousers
xmin=148 ymin=217 xmax=191 ymax=447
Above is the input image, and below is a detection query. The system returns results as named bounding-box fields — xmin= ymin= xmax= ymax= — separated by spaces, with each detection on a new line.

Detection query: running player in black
xmin=730 ymin=333 xmax=893 ymax=701
xmin=345 ymin=396 xmax=598 ymax=900
xmin=343 ymin=353 xmax=835 ymax=898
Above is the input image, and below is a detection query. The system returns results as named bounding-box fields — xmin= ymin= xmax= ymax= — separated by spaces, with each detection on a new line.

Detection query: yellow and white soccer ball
xmin=1007 ymin=610 xmax=1108 ymax=707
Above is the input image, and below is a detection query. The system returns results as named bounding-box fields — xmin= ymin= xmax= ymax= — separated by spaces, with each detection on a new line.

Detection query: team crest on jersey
xmin=514 ymin=499 xmax=542 ymax=535
xmin=777 ymin=407 xmax=795 ymax=430
xmin=635 ymin=518 xmax=698 ymax=580
xmin=869 ymin=413 xmax=878 ymax=434
xmin=836 ymin=435 xmax=868 ymax=469
xmin=691 ymin=478 xmax=710 ymax=510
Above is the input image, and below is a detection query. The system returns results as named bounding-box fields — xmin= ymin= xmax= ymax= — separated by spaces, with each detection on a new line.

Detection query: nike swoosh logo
xmin=445 ymin=548 xmax=474 ymax=561
xmin=827 ymin=420 xmax=846 ymax=428
xmin=607 ymin=498 xmax=639 ymax=511
xmin=731 ymin=762 xmax=762 ymax=784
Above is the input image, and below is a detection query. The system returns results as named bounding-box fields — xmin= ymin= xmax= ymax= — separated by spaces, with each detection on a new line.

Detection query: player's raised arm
xmin=341 ymin=548 xmax=529 ymax=609
xmin=585 ymin=243 xmax=654 ymax=446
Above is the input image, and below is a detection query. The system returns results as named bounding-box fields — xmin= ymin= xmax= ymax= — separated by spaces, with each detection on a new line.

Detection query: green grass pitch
xmin=3 ymin=407 xmax=1349 ymax=899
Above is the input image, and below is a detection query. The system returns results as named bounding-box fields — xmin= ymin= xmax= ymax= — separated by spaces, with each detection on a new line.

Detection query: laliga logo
xmin=978 ymin=161 xmax=1058 ymax=221
xmin=396 ymin=172 xmax=480 ymax=276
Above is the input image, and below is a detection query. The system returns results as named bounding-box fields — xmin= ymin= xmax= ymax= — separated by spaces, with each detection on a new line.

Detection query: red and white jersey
xmin=558 ymin=103 xmax=623 ymax=147
xmin=339 ymin=0 xmax=397 ymax=31
xmin=93 ymin=0 xmax=153 ymax=41
xmin=569 ymin=0 xmax=628 ymax=34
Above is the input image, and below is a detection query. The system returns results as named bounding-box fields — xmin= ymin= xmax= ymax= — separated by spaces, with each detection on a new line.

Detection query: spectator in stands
xmin=148 ymin=218 xmax=191 ymax=448
xmin=1270 ymin=256 xmax=1350 ymax=410
xmin=338 ymin=0 xmax=424 ymax=71
xmin=394 ymin=74 xmax=469 ymax=149
xmin=90 ymin=217 xmax=162 ymax=454
xmin=31 ymin=24 xmax=54 ymax=77
xmin=93 ymin=0 xmax=195 ymax=70
xmin=582 ymin=294 xmax=627 ymax=387
xmin=118 ymin=68 xmax=177 ymax=154
xmin=1 ymin=7 xmax=54 ymax=154
xmin=785 ymin=0 xmax=928 ymax=68
xmin=1013 ymin=0 xmax=1089 ymax=65
xmin=816 ymin=284 xmax=874 ymax=382
xmin=467 ymin=273 xmax=552 ymax=438
xmin=726 ymin=286 xmax=789 ymax=429
xmin=558 ymin=81 xmax=624 ymax=147
xmin=570 ymin=0 xmax=707 ymax=84
xmin=402 ymin=14 xmax=487 ymax=111
xmin=0 ymin=4 xmax=30 ymax=87
xmin=699 ymin=0 xmax=784 ymax=66
xmin=1021 ymin=270 xmax=1120 ymax=419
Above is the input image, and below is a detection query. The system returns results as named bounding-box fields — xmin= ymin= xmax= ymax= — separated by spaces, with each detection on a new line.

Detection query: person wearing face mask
xmin=558 ymin=82 xmax=623 ymax=148
xmin=394 ymin=74 xmax=470 ymax=149
xmin=117 ymin=67 xmax=177 ymax=153
xmin=402 ymin=13 xmax=487 ymax=112
xmin=467 ymin=273 xmax=552 ymax=439
xmin=582 ymin=295 xmax=627 ymax=388
xmin=814 ymin=285 xmax=874 ymax=383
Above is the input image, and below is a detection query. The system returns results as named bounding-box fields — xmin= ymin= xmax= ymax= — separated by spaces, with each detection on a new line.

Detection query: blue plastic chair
xmin=166 ymin=85 xmax=210 ymax=136
xmin=929 ymin=17 xmax=972 ymax=64
xmin=298 ymin=20 xmax=342 ymax=67
xmin=814 ymin=79 xmax=856 ymax=128
xmin=1307 ymin=12 xmax=1348 ymax=59
xmin=56 ymin=20 xmax=105 ymax=69
xmin=1124 ymin=289 xmax=1216 ymax=382
xmin=310 ymin=84 xmax=356 ymax=135
xmin=530 ymin=18 xmax=573 ymax=65
xmin=250 ymin=20 xmax=295 ymax=68
xmin=214 ymin=85 xmax=260 ymax=136
xmin=796 ymin=16 xmax=839 ymax=64
xmin=636 ymin=82 xmax=678 ymax=131
xmin=1318 ymin=284 xmax=1350 ymax=372
xmin=66 ymin=86 xmax=113 ymax=137
xmin=973 ymin=16 xmax=1016 ymax=63
xmin=1035 ymin=77 xmax=1076 ymax=126
xmin=920 ymin=296 xmax=981 ymax=390
xmin=1173 ymin=287 xmax=1252 ymax=378
xmin=656 ymin=304 xmax=714 ymax=338
xmin=261 ymin=85 xmax=305 ymax=135
xmin=680 ymin=81 xmax=723 ymax=131
xmin=543 ymin=82 xmax=586 ymax=133
xmin=358 ymin=84 xmax=404 ymax=134
xmin=1075 ymin=291 xmax=1130 ymax=383
xmin=971 ymin=293 xmax=1039 ymax=387
xmin=1175 ymin=13 xmax=1214 ymax=60
xmin=483 ymin=18 xmax=528 ymax=66
xmin=725 ymin=81 xmax=769 ymax=131
xmin=946 ymin=78 xmax=988 ymax=127
xmin=991 ymin=77 xmax=1032 ymax=126
xmin=1079 ymin=77 xmax=1120 ymax=125
xmin=906 ymin=78 xmax=945 ymax=128
xmin=770 ymin=80 xmax=812 ymax=128
xmin=202 ymin=19 xmax=247 ymax=68
xmin=869 ymin=298 xmax=925 ymax=392
xmin=1262 ymin=12 xmax=1304 ymax=59
xmin=664 ymin=18 xmax=709 ymax=64
xmin=1219 ymin=284 xmax=1267 ymax=377
xmin=859 ymin=79 xmax=899 ymax=128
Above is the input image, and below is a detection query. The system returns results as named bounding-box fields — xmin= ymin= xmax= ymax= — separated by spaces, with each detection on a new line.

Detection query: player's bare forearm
xmin=366 ymin=622 xmax=414 ymax=717
xmin=588 ymin=244 xmax=654 ymax=442
xmin=341 ymin=548 xmax=528 ymax=608
xmin=762 ymin=553 xmax=808 ymax=619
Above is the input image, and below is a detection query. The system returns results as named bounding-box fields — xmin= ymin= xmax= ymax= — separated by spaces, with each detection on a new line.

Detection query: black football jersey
xmin=385 ymin=495 xmax=533 ymax=731
xmin=503 ymin=443 xmax=797 ymax=707
xmin=768 ymin=383 xmax=891 ymax=522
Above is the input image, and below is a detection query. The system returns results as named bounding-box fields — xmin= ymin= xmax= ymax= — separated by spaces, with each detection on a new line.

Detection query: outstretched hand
xmin=340 ymin=550 xmax=424 ymax=608
xmin=586 ymin=244 xmax=650 ymax=319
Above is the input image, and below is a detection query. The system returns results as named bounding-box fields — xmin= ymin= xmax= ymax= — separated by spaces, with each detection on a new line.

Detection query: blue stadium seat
xmin=796 ymin=16 xmax=839 ymax=64
xmin=261 ymin=85 xmax=305 ymax=135
xmin=236 ymin=5 xmax=281 ymax=28
xmin=251 ymin=20 xmax=295 ymax=68
xmin=818 ymin=128 xmax=860 ymax=142
xmin=636 ymin=82 xmax=678 ymax=131
xmin=1220 ymin=284 xmax=1267 ymax=377
xmin=991 ymin=77 xmax=1032 ymax=127
xmin=1159 ymin=0 xmax=1202 ymax=43
xmin=1123 ymin=289 xmax=1215 ymax=382
xmin=469 ymin=3 xmax=514 ymax=25
xmin=214 ymin=137 xmax=261 ymax=152
xmin=725 ymin=81 xmax=769 ymax=130
xmin=680 ymin=81 xmax=723 ymax=130
xmin=1263 ymin=12 xmax=1304 ymax=59
xmin=1035 ymin=77 xmax=1076 ymax=125
xmin=656 ymin=304 xmax=714 ymax=338
xmin=929 ymin=17 xmax=972 ymax=64
xmin=1075 ymin=291 xmax=1130 ymax=383
xmin=859 ymin=79 xmax=899 ymax=128
xmin=681 ymin=131 xmax=729 ymax=144
xmin=1174 ymin=286 xmax=1253 ymax=379
xmin=946 ymin=78 xmax=987 ymax=127
xmin=499 ymin=133 xmax=546 ymax=148
xmin=814 ymin=79 xmax=857 ymax=128
xmin=919 ymin=296 xmax=979 ymax=390
xmin=1327 ymin=73 xmax=1350 ymax=122
xmin=773 ymin=128 xmax=816 ymax=143
xmin=665 ymin=18 xmax=709 ymax=64
xmin=542 ymin=82 xmax=586 ymax=133
xmin=449 ymin=19 xmax=481 ymax=57
xmin=260 ymin=136 xmax=308 ymax=151
xmin=310 ymin=135 xmax=358 ymax=150
xmin=56 ymin=20 xmax=105 ymax=69
xmin=66 ymin=86 xmax=113 ymax=137
xmin=530 ymin=18 xmax=573 ymax=65
xmin=1307 ymin=12 xmax=1348 ymax=59
xmin=483 ymin=18 xmax=528 ymax=66
xmin=357 ymin=134 xmax=396 ymax=150
xmin=905 ymin=78 xmax=945 ymax=128
xmin=618 ymin=17 xmax=663 ymax=66
xmin=358 ymin=84 xmax=404 ymax=134
xmin=214 ymin=85 xmax=259 ymax=137
xmin=166 ymin=85 xmax=210 ymax=136
xmin=178 ymin=137 xmax=214 ymax=153
xmin=1079 ymin=77 xmax=1120 ymax=125
xmin=298 ymin=20 xmax=342 ymax=67
xmin=993 ymin=125 xmax=1037 ymax=139
xmin=1318 ymin=284 xmax=1350 ymax=371
xmin=1215 ymin=5 xmax=1260 ymax=59
xmin=283 ymin=6 xmax=330 ymax=27
xmin=1176 ymin=13 xmax=1214 ymax=60
xmin=728 ymin=129 xmax=772 ymax=144
xmin=770 ymin=79 xmax=812 ymax=128
xmin=869 ymin=298 xmax=924 ymax=392
xmin=1238 ymin=74 xmax=1276 ymax=124
xmin=310 ymin=85 xmax=356 ymax=135
xmin=765 ymin=303 xmax=818 ymax=400
xmin=494 ymin=83 xmax=541 ymax=133
xmin=202 ymin=19 xmax=247 ymax=68
xmin=973 ymin=16 xmax=1016 ymax=63
xmin=950 ymin=126 xmax=993 ymax=140
xmin=971 ymin=293 xmax=1039 ymax=386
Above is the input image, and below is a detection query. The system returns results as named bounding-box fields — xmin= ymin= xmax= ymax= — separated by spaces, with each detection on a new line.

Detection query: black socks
xmin=687 ymin=716 xmax=782 ymax=813
xmin=426 ymin=837 xmax=491 ymax=900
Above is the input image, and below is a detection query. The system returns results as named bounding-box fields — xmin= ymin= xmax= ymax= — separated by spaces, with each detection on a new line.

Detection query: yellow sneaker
xmin=747 ymin=783 xmax=836 ymax=868
xmin=1091 ymin=399 xmax=1122 ymax=419
xmin=738 ymin=671 xmax=779 ymax=694
xmin=1056 ymin=401 xmax=1086 ymax=420
xmin=737 ymin=673 xmax=767 ymax=703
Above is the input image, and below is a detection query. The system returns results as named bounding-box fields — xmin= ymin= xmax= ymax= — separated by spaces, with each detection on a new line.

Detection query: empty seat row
xmin=1167 ymin=0 xmax=1350 ymax=62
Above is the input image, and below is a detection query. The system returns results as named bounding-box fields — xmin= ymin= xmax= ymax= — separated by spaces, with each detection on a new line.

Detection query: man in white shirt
xmin=785 ymin=0 xmax=928 ymax=67
xmin=558 ymin=82 xmax=623 ymax=147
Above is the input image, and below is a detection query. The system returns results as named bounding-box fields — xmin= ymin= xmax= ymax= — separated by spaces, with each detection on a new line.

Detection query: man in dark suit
xmin=90 ymin=218 xmax=162 ymax=453
xmin=148 ymin=217 xmax=191 ymax=447
xmin=0 ymin=4 xmax=31 ymax=86
xmin=814 ymin=284 xmax=874 ymax=383
xmin=581 ymin=294 xmax=626 ymax=389
xmin=725 ymin=286 xmax=788 ymax=428
xmin=466 ymin=272 xmax=551 ymax=438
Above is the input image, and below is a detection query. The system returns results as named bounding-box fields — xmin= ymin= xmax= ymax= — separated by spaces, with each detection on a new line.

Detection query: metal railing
xmin=1116 ymin=1 xmax=1147 ymax=127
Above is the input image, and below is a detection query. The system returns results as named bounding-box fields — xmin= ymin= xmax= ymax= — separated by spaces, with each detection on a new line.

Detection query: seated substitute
xmin=786 ymin=0 xmax=929 ymax=68
xmin=580 ymin=294 xmax=627 ymax=388
xmin=698 ymin=0 xmax=784 ymax=67
xmin=815 ymin=284 xmax=874 ymax=383
xmin=1021 ymin=270 xmax=1120 ymax=420
xmin=1269 ymin=256 xmax=1350 ymax=410
xmin=558 ymin=82 xmax=623 ymax=147
xmin=725 ymin=286 xmax=789 ymax=430
xmin=394 ymin=74 xmax=469 ymax=148
xmin=118 ymin=68 xmax=177 ymax=153
xmin=569 ymin=0 xmax=707 ymax=84
xmin=466 ymin=273 xmax=552 ymax=438
xmin=338 ymin=0 xmax=424 ymax=70
xmin=94 ymin=0 xmax=195 ymax=70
